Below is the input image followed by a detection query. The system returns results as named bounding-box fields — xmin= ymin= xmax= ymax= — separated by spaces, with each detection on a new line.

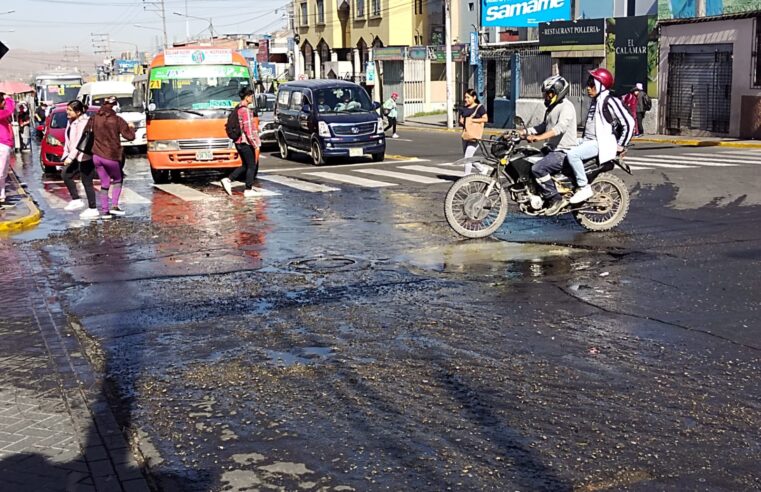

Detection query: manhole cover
xmin=288 ymin=255 xmax=369 ymax=273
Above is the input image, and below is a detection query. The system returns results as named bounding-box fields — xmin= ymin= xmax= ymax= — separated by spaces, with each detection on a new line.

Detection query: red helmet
xmin=588 ymin=68 xmax=614 ymax=90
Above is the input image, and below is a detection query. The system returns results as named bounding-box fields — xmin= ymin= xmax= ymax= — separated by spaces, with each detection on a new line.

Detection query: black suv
xmin=274 ymin=80 xmax=386 ymax=165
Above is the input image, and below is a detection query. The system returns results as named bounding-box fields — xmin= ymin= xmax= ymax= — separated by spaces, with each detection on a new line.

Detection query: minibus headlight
xmin=318 ymin=121 xmax=331 ymax=137
xmin=148 ymin=140 xmax=180 ymax=151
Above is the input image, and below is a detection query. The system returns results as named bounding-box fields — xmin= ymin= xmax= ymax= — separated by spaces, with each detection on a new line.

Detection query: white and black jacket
xmin=588 ymin=90 xmax=635 ymax=164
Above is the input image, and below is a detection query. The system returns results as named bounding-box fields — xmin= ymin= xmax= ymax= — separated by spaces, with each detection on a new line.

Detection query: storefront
xmin=659 ymin=13 xmax=761 ymax=138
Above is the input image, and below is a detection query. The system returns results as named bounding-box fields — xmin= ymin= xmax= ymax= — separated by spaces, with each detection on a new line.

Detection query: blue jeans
xmin=565 ymin=139 xmax=597 ymax=187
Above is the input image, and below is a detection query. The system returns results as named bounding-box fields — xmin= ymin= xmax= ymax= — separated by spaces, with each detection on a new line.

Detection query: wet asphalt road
xmin=4 ymin=129 xmax=761 ymax=491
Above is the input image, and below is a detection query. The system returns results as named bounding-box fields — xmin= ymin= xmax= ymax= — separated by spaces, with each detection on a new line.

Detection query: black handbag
xmin=76 ymin=120 xmax=94 ymax=155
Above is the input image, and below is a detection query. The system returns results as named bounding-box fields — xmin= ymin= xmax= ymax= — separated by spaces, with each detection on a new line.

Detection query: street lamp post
xmin=173 ymin=12 xmax=214 ymax=44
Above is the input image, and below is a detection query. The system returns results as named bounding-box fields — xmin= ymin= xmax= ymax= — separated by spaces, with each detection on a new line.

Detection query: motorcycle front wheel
xmin=573 ymin=172 xmax=630 ymax=232
xmin=444 ymin=174 xmax=508 ymax=238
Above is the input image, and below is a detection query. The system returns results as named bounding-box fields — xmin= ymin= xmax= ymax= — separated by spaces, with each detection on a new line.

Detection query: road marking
xmin=42 ymin=190 xmax=70 ymax=209
xmin=354 ymin=168 xmax=450 ymax=184
xmin=118 ymin=187 xmax=151 ymax=204
xmin=623 ymin=159 xmax=698 ymax=169
xmin=257 ymin=174 xmax=340 ymax=193
xmin=626 ymin=165 xmax=655 ymax=171
xmin=303 ymin=172 xmax=397 ymax=187
xmin=636 ymin=155 xmax=740 ymax=167
xmin=677 ymin=153 xmax=761 ymax=164
xmin=260 ymin=158 xmax=427 ymax=174
xmin=714 ymin=150 xmax=761 ymax=158
xmin=399 ymin=164 xmax=466 ymax=177
xmin=153 ymin=183 xmax=220 ymax=201
xmin=211 ymin=181 xmax=281 ymax=196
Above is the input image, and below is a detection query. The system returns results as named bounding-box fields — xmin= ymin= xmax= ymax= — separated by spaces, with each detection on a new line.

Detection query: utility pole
xmin=185 ymin=0 xmax=190 ymax=40
xmin=445 ymin=0 xmax=454 ymax=129
xmin=63 ymin=45 xmax=80 ymax=69
xmin=91 ymin=33 xmax=111 ymax=57
xmin=142 ymin=0 xmax=168 ymax=49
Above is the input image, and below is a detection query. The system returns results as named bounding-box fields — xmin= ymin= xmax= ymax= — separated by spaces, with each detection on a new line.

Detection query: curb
xmin=0 ymin=170 xmax=42 ymax=234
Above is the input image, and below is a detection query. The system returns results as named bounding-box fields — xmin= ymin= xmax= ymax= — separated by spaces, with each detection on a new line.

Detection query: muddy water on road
xmin=15 ymin=168 xmax=761 ymax=491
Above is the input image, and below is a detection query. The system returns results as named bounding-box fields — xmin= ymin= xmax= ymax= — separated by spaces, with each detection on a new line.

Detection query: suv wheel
xmin=278 ymin=133 xmax=290 ymax=160
xmin=311 ymin=140 xmax=325 ymax=166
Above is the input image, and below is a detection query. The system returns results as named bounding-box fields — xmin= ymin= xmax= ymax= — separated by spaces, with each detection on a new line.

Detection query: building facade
xmin=659 ymin=11 xmax=761 ymax=138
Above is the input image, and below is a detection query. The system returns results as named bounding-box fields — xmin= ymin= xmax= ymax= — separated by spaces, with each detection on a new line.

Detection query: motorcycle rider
xmin=516 ymin=75 xmax=578 ymax=215
xmin=565 ymin=67 xmax=634 ymax=205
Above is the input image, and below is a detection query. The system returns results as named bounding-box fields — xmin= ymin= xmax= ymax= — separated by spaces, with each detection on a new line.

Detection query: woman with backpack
xmin=221 ymin=88 xmax=260 ymax=198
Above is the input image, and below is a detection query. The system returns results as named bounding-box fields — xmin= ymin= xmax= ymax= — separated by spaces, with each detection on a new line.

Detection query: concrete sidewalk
xmin=0 ymin=168 xmax=41 ymax=234
xmin=401 ymin=114 xmax=761 ymax=148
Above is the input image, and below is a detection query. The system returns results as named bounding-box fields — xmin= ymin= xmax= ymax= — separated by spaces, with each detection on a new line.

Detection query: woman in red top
xmin=622 ymin=87 xmax=639 ymax=136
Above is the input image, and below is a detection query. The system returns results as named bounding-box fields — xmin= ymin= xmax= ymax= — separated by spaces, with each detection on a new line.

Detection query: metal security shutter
xmin=381 ymin=61 xmax=404 ymax=119
xmin=403 ymin=59 xmax=425 ymax=119
xmin=667 ymin=44 xmax=733 ymax=135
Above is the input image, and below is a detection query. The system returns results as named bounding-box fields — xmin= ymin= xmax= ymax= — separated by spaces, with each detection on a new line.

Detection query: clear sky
xmin=0 ymin=0 xmax=290 ymax=55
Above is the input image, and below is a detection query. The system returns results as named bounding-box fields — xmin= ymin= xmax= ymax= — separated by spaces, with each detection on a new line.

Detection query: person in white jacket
xmin=565 ymin=67 xmax=634 ymax=205
xmin=61 ymin=100 xmax=99 ymax=219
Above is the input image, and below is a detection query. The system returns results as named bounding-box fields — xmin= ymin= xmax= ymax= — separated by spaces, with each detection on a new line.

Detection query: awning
xmin=0 ymin=81 xmax=34 ymax=95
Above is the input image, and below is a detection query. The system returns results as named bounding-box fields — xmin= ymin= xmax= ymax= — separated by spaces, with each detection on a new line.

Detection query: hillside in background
xmin=0 ymin=47 xmax=101 ymax=82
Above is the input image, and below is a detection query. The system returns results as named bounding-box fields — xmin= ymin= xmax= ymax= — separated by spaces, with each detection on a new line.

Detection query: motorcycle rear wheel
xmin=573 ymin=172 xmax=629 ymax=232
xmin=445 ymin=174 xmax=508 ymax=238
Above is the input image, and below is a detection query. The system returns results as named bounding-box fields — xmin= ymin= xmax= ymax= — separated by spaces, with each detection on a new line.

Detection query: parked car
xmin=40 ymin=103 xmax=99 ymax=173
xmin=256 ymin=93 xmax=277 ymax=149
xmin=274 ymin=80 xmax=385 ymax=165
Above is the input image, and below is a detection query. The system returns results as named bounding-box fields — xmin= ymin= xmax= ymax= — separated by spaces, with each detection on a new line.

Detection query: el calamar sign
xmin=481 ymin=0 xmax=570 ymax=28
xmin=539 ymin=18 xmax=605 ymax=51
xmin=613 ymin=15 xmax=650 ymax=93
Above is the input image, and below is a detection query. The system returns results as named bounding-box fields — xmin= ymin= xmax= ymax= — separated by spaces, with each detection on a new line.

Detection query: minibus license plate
xmin=196 ymin=150 xmax=214 ymax=161
xmin=349 ymin=148 xmax=363 ymax=157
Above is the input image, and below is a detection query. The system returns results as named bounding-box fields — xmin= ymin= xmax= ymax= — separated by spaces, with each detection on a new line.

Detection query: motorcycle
xmin=444 ymin=117 xmax=632 ymax=238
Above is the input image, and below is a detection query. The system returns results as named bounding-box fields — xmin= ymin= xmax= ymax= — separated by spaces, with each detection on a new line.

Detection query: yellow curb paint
xmin=385 ymin=154 xmax=418 ymax=160
xmin=716 ymin=141 xmax=761 ymax=149
xmin=634 ymin=137 xmax=761 ymax=148
xmin=0 ymin=171 xmax=43 ymax=234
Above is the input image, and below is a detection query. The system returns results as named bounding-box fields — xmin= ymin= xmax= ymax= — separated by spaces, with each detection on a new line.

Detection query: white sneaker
xmin=79 ymin=208 xmax=100 ymax=220
xmin=569 ymin=185 xmax=594 ymax=204
xmin=243 ymin=189 xmax=259 ymax=198
xmin=64 ymin=199 xmax=85 ymax=211
xmin=221 ymin=178 xmax=233 ymax=196
xmin=392 ymin=133 xmax=399 ymax=139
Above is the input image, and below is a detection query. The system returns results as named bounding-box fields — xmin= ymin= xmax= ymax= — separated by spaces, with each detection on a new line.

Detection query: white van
xmin=77 ymin=81 xmax=147 ymax=148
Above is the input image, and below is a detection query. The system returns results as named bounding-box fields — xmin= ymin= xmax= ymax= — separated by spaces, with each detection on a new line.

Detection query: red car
xmin=40 ymin=103 xmax=99 ymax=172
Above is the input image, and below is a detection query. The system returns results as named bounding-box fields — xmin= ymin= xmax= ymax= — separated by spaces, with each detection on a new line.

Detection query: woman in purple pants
xmin=89 ymin=96 xmax=136 ymax=218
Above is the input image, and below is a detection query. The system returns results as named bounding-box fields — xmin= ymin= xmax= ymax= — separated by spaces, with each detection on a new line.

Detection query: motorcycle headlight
xmin=318 ymin=121 xmax=331 ymax=137
xmin=148 ymin=140 xmax=180 ymax=151
xmin=45 ymin=134 xmax=62 ymax=146
xmin=377 ymin=118 xmax=384 ymax=134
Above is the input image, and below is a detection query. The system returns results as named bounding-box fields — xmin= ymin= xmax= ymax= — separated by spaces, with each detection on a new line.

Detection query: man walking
xmin=222 ymin=88 xmax=261 ymax=198
xmin=383 ymin=92 xmax=399 ymax=139
xmin=34 ymin=103 xmax=47 ymax=138
xmin=634 ymin=82 xmax=651 ymax=135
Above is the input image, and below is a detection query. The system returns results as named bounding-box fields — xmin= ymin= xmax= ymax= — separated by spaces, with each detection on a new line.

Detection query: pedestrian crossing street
xmin=37 ymin=149 xmax=761 ymax=214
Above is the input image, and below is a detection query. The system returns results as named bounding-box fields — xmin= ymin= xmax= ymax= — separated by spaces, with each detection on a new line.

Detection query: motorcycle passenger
xmin=518 ymin=75 xmax=578 ymax=215
xmin=565 ymin=68 xmax=634 ymax=205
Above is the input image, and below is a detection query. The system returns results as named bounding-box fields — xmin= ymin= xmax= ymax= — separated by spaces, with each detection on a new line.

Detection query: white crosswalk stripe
xmin=154 ymin=183 xmax=220 ymax=201
xmin=257 ymin=175 xmax=340 ymax=193
xmin=303 ymin=172 xmax=397 ymax=187
xmin=399 ymin=165 xmax=466 ymax=177
xmin=714 ymin=150 xmax=761 ymax=158
xmin=210 ymin=181 xmax=281 ymax=196
xmin=623 ymin=158 xmax=697 ymax=169
xmin=118 ymin=187 xmax=152 ymax=204
xmin=635 ymin=155 xmax=739 ymax=167
xmin=354 ymin=169 xmax=450 ymax=184
xmin=677 ymin=153 xmax=761 ymax=164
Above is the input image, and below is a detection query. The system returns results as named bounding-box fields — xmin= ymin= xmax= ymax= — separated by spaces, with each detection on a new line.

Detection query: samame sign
xmin=482 ymin=0 xmax=571 ymax=27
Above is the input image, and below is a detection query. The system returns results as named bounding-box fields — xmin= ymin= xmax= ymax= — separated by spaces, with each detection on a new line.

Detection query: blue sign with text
xmin=481 ymin=0 xmax=571 ymax=27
